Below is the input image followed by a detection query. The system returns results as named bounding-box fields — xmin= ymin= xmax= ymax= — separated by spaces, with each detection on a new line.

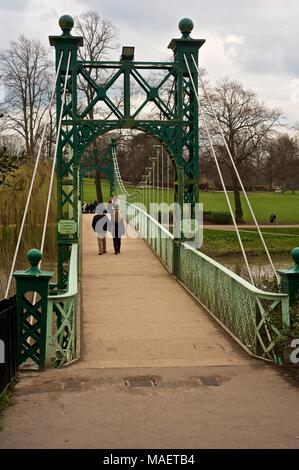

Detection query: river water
xmin=216 ymin=254 xmax=292 ymax=280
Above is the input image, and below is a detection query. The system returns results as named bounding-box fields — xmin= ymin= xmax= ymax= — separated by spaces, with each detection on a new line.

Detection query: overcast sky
xmin=0 ymin=0 xmax=298 ymax=126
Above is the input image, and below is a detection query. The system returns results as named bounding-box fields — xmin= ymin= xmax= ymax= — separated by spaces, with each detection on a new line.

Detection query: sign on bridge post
xmin=58 ymin=220 xmax=77 ymax=236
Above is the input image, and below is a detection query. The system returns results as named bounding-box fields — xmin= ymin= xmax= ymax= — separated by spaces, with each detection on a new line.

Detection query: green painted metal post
xmin=49 ymin=16 xmax=83 ymax=289
xmin=168 ymin=19 xmax=205 ymax=277
xmin=173 ymin=166 xmax=184 ymax=276
xmin=168 ymin=19 xmax=205 ymax=211
xmin=13 ymin=249 xmax=53 ymax=370
xmin=123 ymin=65 xmax=131 ymax=120
xmin=278 ymin=248 xmax=299 ymax=313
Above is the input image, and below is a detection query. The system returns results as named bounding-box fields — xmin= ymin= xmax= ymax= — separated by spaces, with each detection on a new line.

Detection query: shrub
xmin=203 ymin=211 xmax=212 ymax=222
xmin=210 ymin=212 xmax=232 ymax=224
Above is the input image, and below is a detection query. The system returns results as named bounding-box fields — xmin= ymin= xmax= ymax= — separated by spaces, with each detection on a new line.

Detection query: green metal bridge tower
xmin=49 ymin=15 xmax=205 ymax=282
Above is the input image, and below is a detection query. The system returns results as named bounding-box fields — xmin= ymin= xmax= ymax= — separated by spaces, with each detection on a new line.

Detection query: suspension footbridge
xmin=1 ymin=15 xmax=299 ymax=448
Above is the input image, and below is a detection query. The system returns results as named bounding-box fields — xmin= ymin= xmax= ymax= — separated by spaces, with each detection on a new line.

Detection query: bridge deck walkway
xmin=78 ymin=214 xmax=248 ymax=369
xmin=1 ymin=215 xmax=299 ymax=448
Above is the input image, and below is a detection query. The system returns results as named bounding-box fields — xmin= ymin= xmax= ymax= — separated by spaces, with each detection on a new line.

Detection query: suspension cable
xmin=191 ymin=55 xmax=279 ymax=284
xmin=152 ymin=156 xmax=156 ymax=205
xmin=161 ymin=145 xmax=164 ymax=202
xmin=112 ymin=147 xmax=129 ymax=196
xmin=167 ymin=153 xmax=170 ymax=206
xmin=156 ymin=146 xmax=159 ymax=204
xmin=112 ymin=146 xmax=159 ymax=208
xmin=38 ymin=52 xmax=72 ymax=265
xmin=184 ymin=54 xmax=255 ymax=285
xmin=5 ymin=51 xmax=64 ymax=298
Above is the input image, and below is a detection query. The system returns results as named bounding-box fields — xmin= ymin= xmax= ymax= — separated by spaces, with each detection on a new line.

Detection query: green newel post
xmin=49 ymin=15 xmax=83 ymax=289
xmin=278 ymin=247 xmax=299 ymax=308
xmin=168 ymin=19 xmax=205 ymax=277
xmin=13 ymin=249 xmax=53 ymax=370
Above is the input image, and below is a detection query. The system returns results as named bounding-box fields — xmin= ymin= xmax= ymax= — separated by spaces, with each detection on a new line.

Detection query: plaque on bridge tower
xmin=58 ymin=220 xmax=77 ymax=235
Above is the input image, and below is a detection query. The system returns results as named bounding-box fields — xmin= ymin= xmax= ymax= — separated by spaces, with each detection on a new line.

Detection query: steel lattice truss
xmin=50 ymin=19 xmax=205 ymax=284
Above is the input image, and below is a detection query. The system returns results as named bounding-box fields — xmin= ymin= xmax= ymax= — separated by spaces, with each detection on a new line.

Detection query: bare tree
xmin=74 ymin=11 xmax=118 ymax=202
xmin=204 ymin=79 xmax=281 ymax=222
xmin=0 ymin=35 xmax=52 ymax=158
xmin=263 ymin=133 xmax=299 ymax=192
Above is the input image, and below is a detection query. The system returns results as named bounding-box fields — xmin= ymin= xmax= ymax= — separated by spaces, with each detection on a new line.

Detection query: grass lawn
xmin=83 ymin=178 xmax=299 ymax=225
xmin=83 ymin=178 xmax=299 ymax=256
xmin=200 ymin=191 xmax=299 ymax=224
xmin=241 ymin=227 xmax=299 ymax=235
xmin=201 ymin=229 xmax=299 ymax=257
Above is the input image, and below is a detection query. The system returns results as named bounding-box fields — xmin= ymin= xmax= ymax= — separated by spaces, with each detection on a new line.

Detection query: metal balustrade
xmin=125 ymin=202 xmax=290 ymax=361
xmin=46 ymin=202 xmax=81 ymax=367
xmin=47 ymin=243 xmax=78 ymax=367
xmin=125 ymin=202 xmax=174 ymax=273
xmin=180 ymin=242 xmax=289 ymax=360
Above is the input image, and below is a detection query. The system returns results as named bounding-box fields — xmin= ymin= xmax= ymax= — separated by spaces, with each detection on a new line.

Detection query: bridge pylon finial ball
xmin=59 ymin=14 xmax=74 ymax=36
xmin=27 ymin=249 xmax=42 ymax=267
xmin=291 ymin=247 xmax=299 ymax=266
xmin=178 ymin=18 xmax=194 ymax=39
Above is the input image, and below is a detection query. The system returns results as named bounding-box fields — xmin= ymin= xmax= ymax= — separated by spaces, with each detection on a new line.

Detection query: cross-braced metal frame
xmin=50 ymin=16 xmax=205 ymax=283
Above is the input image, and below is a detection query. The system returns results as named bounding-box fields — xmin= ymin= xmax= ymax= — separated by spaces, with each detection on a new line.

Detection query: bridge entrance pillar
xmin=168 ymin=19 xmax=205 ymax=275
xmin=49 ymin=16 xmax=83 ymax=289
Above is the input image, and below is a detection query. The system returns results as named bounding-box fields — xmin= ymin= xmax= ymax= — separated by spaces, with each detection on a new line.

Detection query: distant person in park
xmin=270 ymin=212 xmax=277 ymax=225
xmin=110 ymin=209 xmax=125 ymax=255
xmin=92 ymin=205 xmax=108 ymax=255
xmin=92 ymin=200 xmax=98 ymax=213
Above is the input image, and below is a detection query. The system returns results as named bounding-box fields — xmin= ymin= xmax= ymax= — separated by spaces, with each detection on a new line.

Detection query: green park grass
xmin=83 ymin=178 xmax=299 ymax=225
xmin=82 ymin=178 xmax=299 ymax=257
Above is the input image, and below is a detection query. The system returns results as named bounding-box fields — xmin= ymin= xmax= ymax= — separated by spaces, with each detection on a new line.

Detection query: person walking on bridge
xmin=110 ymin=209 xmax=125 ymax=255
xmin=92 ymin=205 xmax=108 ymax=255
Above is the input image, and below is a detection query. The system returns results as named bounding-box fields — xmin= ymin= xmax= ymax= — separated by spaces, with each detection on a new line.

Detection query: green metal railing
xmin=125 ymin=202 xmax=290 ymax=361
xmin=47 ymin=243 xmax=78 ymax=367
xmin=46 ymin=201 xmax=81 ymax=368
xmin=180 ymin=242 xmax=289 ymax=361
xmin=126 ymin=203 xmax=174 ymax=273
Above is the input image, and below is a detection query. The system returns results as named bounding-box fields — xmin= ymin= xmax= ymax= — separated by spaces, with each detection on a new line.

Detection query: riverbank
xmin=83 ymin=179 xmax=299 ymax=224
xmin=201 ymin=228 xmax=299 ymax=257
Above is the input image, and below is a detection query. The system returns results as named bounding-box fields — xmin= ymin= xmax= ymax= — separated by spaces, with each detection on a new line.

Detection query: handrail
xmin=127 ymin=202 xmax=286 ymax=300
xmin=182 ymin=242 xmax=288 ymax=301
xmin=48 ymin=200 xmax=81 ymax=301
xmin=125 ymin=201 xmax=289 ymax=361
xmin=46 ymin=201 xmax=81 ymax=367
xmin=127 ymin=202 xmax=174 ymax=240
xmin=48 ymin=244 xmax=78 ymax=300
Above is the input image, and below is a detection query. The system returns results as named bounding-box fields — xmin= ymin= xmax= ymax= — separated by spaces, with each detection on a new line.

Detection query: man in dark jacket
xmin=110 ymin=210 xmax=125 ymax=255
xmin=92 ymin=208 xmax=108 ymax=255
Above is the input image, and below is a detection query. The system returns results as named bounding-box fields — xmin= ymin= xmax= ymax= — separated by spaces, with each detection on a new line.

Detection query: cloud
xmin=290 ymin=79 xmax=299 ymax=105
xmin=0 ymin=0 xmax=298 ymax=125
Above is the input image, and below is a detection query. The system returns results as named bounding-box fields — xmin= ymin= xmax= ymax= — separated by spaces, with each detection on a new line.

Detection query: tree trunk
xmin=95 ymin=169 xmax=103 ymax=203
xmin=231 ymin=171 xmax=245 ymax=223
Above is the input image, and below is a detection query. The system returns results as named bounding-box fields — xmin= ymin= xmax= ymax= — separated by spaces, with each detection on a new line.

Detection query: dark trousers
xmin=113 ymin=237 xmax=121 ymax=253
